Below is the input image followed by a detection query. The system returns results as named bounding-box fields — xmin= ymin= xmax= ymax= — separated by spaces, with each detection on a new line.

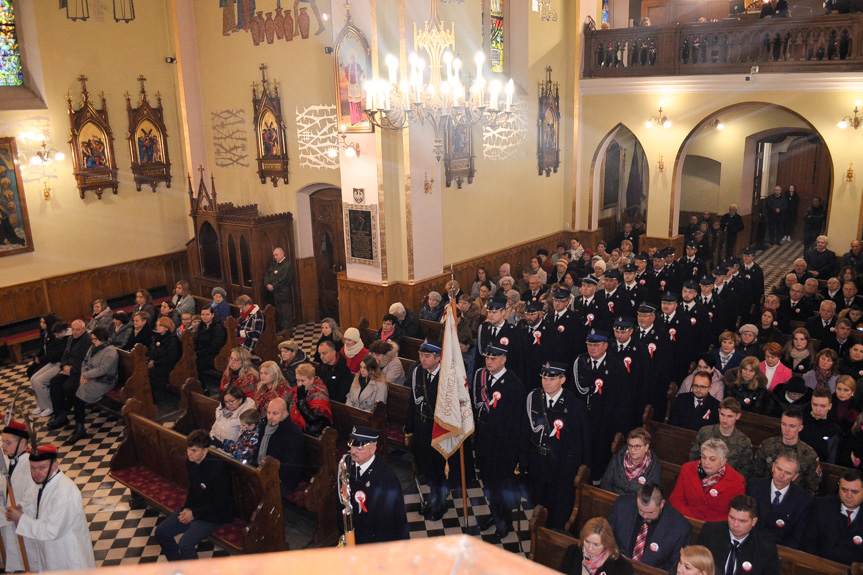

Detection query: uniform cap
xmin=742 ymin=246 xmax=757 ymax=255
xmin=552 ymin=288 xmax=571 ymax=300
xmin=482 ymin=344 xmax=508 ymax=357
xmin=613 ymin=317 xmax=634 ymax=329
xmin=348 ymin=426 xmax=379 ymax=447
xmin=682 ymin=280 xmax=699 ymax=291
xmin=487 ymin=297 xmax=508 ymax=310
xmin=699 ymin=276 xmax=714 ymax=286
xmin=622 ymin=263 xmax=637 ymax=273
xmin=582 ymin=277 xmax=598 ymax=286
xmin=661 ymin=292 xmax=679 ymax=303
xmin=30 ymin=444 xmax=58 ymax=462
xmin=634 ymin=252 xmax=650 ymax=262
xmin=586 ymin=330 xmax=609 ymax=343
xmin=540 ymin=362 xmax=567 ymax=377
xmin=2 ymin=421 xmax=28 ymax=440
xmin=603 ymin=269 xmax=621 ymax=280
xmin=525 ymin=300 xmax=544 ymax=313
xmin=637 ymin=304 xmax=657 ymax=314
xmin=419 ymin=340 xmax=442 ymax=354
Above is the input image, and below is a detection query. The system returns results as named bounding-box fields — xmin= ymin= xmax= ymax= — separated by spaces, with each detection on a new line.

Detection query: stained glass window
xmin=0 ymin=0 xmax=23 ymax=87
xmin=490 ymin=0 xmax=504 ymax=73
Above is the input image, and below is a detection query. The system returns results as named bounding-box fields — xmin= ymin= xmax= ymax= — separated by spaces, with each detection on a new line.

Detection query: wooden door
xmin=309 ymin=189 xmax=345 ymax=321
xmin=776 ymin=135 xmax=832 ymax=240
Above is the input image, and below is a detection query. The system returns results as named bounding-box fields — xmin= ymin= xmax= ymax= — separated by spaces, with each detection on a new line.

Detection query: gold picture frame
xmin=126 ymin=76 xmax=172 ymax=192
xmin=252 ymin=64 xmax=290 ymax=186
xmin=0 ymin=138 xmax=35 ymax=256
xmin=333 ymin=6 xmax=372 ymax=133
xmin=67 ymin=75 xmax=119 ymax=199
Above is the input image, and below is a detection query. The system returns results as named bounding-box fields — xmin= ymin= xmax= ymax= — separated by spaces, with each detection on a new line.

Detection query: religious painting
xmin=126 ymin=76 xmax=172 ymax=192
xmin=252 ymin=64 xmax=289 ymax=186
xmin=537 ymin=66 xmax=560 ymax=177
xmin=443 ymin=122 xmax=475 ymax=189
xmin=0 ymin=138 xmax=34 ymax=256
xmin=67 ymin=75 xmax=119 ymax=199
xmin=333 ymin=7 xmax=372 ymax=133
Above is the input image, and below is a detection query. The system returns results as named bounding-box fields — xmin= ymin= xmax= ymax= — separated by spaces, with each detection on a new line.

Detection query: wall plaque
xmin=343 ymin=202 xmax=378 ymax=267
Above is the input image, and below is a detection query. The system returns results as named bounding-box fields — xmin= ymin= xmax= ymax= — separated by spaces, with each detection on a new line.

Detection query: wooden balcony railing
xmin=583 ymin=13 xmax=863 ymax=78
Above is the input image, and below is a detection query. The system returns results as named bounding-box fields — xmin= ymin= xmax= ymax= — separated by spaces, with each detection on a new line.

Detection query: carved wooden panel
xmin=0 ymin=281 xmax=49 ymax=325
xmin=296 ymin=256 xmax=318 ymax=323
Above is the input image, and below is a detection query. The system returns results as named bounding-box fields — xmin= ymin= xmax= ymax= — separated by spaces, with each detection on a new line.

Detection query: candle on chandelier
xmin=386 ymin=55 xmax=398 ymax=85
xmin=505 ymin=79 xmax=514 ymax=112
xmin=490 ymin=80 xmax=501 ymax=111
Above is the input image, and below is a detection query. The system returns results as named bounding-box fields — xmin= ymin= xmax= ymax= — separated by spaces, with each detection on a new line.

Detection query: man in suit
xmin=612 ymin=221 xmax=641 ymax=252
xmin=521 ymin=275 xmax=548 ymax=303
xmin=517 ymin=300 xmax=556 ymax=390
xmin=596 ymin=269 xmax=634 ymax=332
xmin=697 ymin=494 xmax=781 ymax=574
xmin=471 ymin=345 xmax=525 ymax=538
xmin=669 ymin=370 xmax=720 ymax=431
xmin=779 ymin=283 xmax=812 ymax=325
xmin=746 ymin=451 xmax=812 ymax=549
xmin=821 ymin=318 xmax=853 ymax=358
xmin=806 ymin=300 xmax=838 ymax=340
xmin=635 ymin=304 xmax=671 ymax=422
xmin=263 ymin=246 xmax=295 ymax=331
xmin=621 ymin=263 xmax=647 ymax=309
xmin=658 ymin=291 xmax=694 ymax=384
xmin=804 ymin=235 xmax=837 ymax=278
xmin=740 ymin=247 xmax=765 ymax=322
xmin=804 ymin=469 xmax=863 ymax=564
xmin=721 ymin=204 xmax=745 ymax=259
xmin=548 ymin=287 xmax=584 ymax=372
xmin=609 ymin=316 xmax=652 ymax=428
xmin=474 ymin=297 xmax=521 ymax=376
xmin=842 ymin=240 xmax=863 ymax=275
xmin=572 ymin=277 xmax=602 ymax=331
xmin=838 ymin=281 xmax=863 ymax=312
xmin=608 ymin=483 xmax=691 ymax=571
xmin=677 ymin=241 xmax=705 ymax=286
xmin=680 ymin=279 xmax=712 ymax=355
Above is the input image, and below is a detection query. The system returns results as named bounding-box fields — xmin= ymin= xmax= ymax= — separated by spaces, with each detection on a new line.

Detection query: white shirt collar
xmin=547 ymin=388 xmax=564 ymax=405
xmin=770 ymin=480 xmax=791 ymax=502
xmin=841 ymin=503 xmax=860 ymax=523
xmin=358 ymin=454 xmax=375 ymax=476
xmin=488 ymin=367 xmax=507 ymax=384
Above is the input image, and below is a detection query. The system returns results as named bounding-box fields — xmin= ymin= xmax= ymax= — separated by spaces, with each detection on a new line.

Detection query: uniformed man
xmin=658 ymin=291 xmax=694 ymax=384
xmin=263 ymin=247 xmax=295 ymax=332
xmin=679 ymin=279 xmax=712 ymax=354
xmin=663 ymin=246 xmax=679 ymax=283
xmin=740 ymin=247 xmax=765 ymax=322
xmin=347 ymin=426 xmax=409 ymax=544
xmin=405 ymin=340 xmax=449 ymax=521
xmin=712 ymin=266 xmax=740 ymax=330
xmin=677 ymin=241 xmax=705 ymax=285
xmin=635 ymin=304 xmax=671 ymax=422
xmin=572 ymin=331 xmax=630 ymax=476
xmin=688 ymin=397 xmax=753 ymax=480
xmin=475 ymin=297 xmax=521 ymax=377
xmin=0 ymin=421 xmax=39 ymax=572
xmin=609 ymin=316 xmax=651 ymax=428
xmin=548 ymin=287 xmax=584 ymax=372
xmin=572 ymin=277 xmax=602 ymax=332
xmin=596 ymin=269 xmax=634 ymax=331
xmin=519 ymin=300 xmax=556 ymax=390
xmin=697 ymin=275 xmax=727 ymax=346
xmin=620 ymin=263 xmax=647 ymax=309
xmin=723 ymin=256 xmax=750 ymax=323
xmin=472 ymin=345 xmax=525 ymax=538
xmin=521 ymin=362 xmax=590 ymax=530
xmin=647 ymin=251 xmax=674 ymax=304
xmin=753 ymin=408 xmax=822 ymax=497
xmin=633 ymin=252 xmax=653 ymax=293
xmin=5 ymin=444 xmax=95 ymax=571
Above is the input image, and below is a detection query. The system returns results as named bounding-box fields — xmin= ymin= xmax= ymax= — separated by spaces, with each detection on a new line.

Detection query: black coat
xmin=697 ymin=521 xmax=780 ymax=575
xmin=398 ymin=309 xmax=422 ymax=339
xmin=559 ymin=545 xmax=633 ymax=575
xmin=803 ymin=494 xmax=863 ymax=564
xmin=124 ymin=327 xmax=152 ymax=352
xmin=195 ymin=319 xmax=227 ymax=371
xmin=608 ymin=494 xmax=692 ymax=571
xmin=60 ymin=333 xmax=92 ymax=379
xmin=184 ymin=454 xmax=235 ymax=524
xmin=668 ymin=392 xmax=720 ymax=431
xmin=349 ymin=455 xmax=409 ymax=544
xmin=253 ymin=416 xmax=305 ymax=497
xmin=316 ymin=356 xmax=353 ymax=403
xmin=148 ymin=331 xmax=181 ymax=386
xmin=747 ymin=477 xmax=811 ymax=549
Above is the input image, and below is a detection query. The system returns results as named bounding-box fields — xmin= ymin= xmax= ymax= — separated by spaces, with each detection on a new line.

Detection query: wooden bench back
xmin=776 ymin=544 xmax=851 ymax=575
xmin=169 ymin=329 xmax=198 ymax=390
xmin=252 ymin=304 xmax=278 ymax=363
xmin=115 ymin=344 xmax=157 ymax=419
xmin=112 ymin=398 xmax=285 ymax=553
xmin=737 ymin=411 xmax=780 ymax=448
xmin=215 ymin=316 xmax=239 ymax=373
xmin=386 ymin=383 xmax=411 ymax=440
xmin=643 ymin=420 xmax=697 ymax=466
xmin=419 ymin=319 xmax=443 ymax=342
xmin=398 ymin=357 xmax=415 ymax=374
xmin=330 ymin=400 xmax=388 ymax=458
xmin=358 ymin=316 xmax=422 ymax=360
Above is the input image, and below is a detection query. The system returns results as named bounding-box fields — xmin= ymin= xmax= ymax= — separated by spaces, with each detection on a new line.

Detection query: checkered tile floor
xmin=756 ymin=239 xmax=804 ymax=294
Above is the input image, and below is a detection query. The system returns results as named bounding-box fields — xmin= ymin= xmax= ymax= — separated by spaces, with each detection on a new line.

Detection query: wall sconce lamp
xmin=847 ymin=161 xmax=854 ymax=182
xmin=43 ymin=181 xmax=52 ymax=201
xmin=657 ymin=155 xmax=665 ymax=173
xmin=327 ymin=125 xmax=361 ymax=158
xmin=18 ymin=132 xmax=65 ymax=166
xmin=706 ymin=118 xmax=725 ymax=131
xmin=838 ymin=101 xmax=862 ymax=129
xmin=646 ymin=104 xmax=671 ymax=128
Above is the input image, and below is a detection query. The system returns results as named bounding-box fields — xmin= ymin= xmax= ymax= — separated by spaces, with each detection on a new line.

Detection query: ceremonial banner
xmin=431 ymin=302 xmax=474 ymax=458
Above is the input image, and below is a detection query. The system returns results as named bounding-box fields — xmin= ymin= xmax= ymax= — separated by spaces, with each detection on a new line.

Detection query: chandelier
xmin=18 ymin=132 xmax=65 ymax=166
xmin=533 ymin=0 xmax=558 ymax=21
xmin=363 ymin=0 xmax=515 ymax=160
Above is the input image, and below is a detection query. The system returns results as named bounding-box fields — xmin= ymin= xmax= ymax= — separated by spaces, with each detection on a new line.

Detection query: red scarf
xmin=289 ymin=378 xmax=332 ymax=431
xmin=702 ymin=464 xmax=727 ymax=490
xmin=624 ymin=449 xmax=652 ymax=482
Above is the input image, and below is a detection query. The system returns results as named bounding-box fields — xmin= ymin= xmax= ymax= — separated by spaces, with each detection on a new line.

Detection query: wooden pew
xmin=173 ymin=379 xmax=339 ymax=545
xmin=252 ymin=304 xmax=278 ymax=363
xmin=419 ymin=319 xmax=443 ymax=342
xmin=330 ymin=400 xmax=388 ymax=459
xmin=215 ymin=316 xmax=239 ymax=373
xmin=168 ymin=329 xmax=198 ymax=391
xmin=736 ymin=411 xmax=780 ymax=447
xmin=385 ymin=382 xmax=411 ymax=451
xmin=107 ymin=344 xmax=157 ymax=419
xmin=110 ymin=398 xmax=286 ymax=554
xmin=357 ymin=317 xmax=423 ymax=360
xmin=775 ymin=544 xmax=853 ymax=575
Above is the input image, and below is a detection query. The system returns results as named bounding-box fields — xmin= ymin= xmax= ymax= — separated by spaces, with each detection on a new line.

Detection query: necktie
xmin=665 ymin=315 xmax=671 ymax=324
xmin=548 ymin=399 xmax=554 ymax=409
xmin=491 ymin=326 xmax=498 ymax=340
xmin=632 ymin=522 xmax=648 ymax=562
xmin=592 ymin=360 xmax=598 ymax=371
xmin=618 ymin=344 xmax=624 ymax=353
xmin=696 ymin=398 xmax=703 ymax=408
xmin=726 ymin=540 xmax=740 ymax=575
xmin=773 ymin=490 xmax=781 ymax=506
xmin=848 ymin=510 xmax=854 ymax=526
xmin=36 ymin=484 xmax=46 ymax=517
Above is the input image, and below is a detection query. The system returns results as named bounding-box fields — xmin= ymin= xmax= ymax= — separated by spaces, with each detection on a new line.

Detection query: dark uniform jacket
xmin=518 ymin=319 xmax=557 ymax=389
xmin=697 ymin=521 xmax=781 ymax=575
xmin=747 ymin=477 xmax=811 ymax=549
xmin=548 ymin=308 xmax=584 ymax=369
xmin=680 ymin=301 xmax=712 ymax=354
xmin=635 ymin=324 xmax=672 ymax=422
xmin=676 ymin=256 xmax=705 ymax=285
xmin=657 ymin=310 xmax=694 ymax=383
xmin=349 ymin=456 xmax=410 ymax=544
xmin=608 ymin=494 xmax=692 ymax=571
xmin=608 ymin=337 xmax=652 ymax=428
xmin=803 ymin=494 xmax=863 ymax=564
xmin=596 ymin=288 xmax=635 ymax=332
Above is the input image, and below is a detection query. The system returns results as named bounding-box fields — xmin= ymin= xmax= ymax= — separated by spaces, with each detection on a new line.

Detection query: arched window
xmin=0 ymin=0 xmax=24 ymax=86
xmin=199 ymin=221 xmax=222 ymax=279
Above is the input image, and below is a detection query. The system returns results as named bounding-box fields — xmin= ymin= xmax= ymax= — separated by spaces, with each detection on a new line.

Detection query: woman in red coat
xmin=669 ymin=437 xmax=745 ymax=522
xmin=340 ymin=327 xmax=369 ymax=374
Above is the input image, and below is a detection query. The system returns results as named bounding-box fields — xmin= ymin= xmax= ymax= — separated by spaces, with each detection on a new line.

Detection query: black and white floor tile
xmin=756 ymin=239 xmax=804 ymax=293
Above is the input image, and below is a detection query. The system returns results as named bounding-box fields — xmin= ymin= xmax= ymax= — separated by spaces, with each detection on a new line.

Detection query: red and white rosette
xmin=558 ymin=325 xmax=565 ymax=332
xmin=660 ymin=280 xmax=666 ymax=288
xmin=355 ymin=491 xmax=368 ymax=513
xmin=708 ymin=312 xmax=713 ymax=321
xmin=709 ymin=488 xmax=718 ymax=497
xmin=533 ymin=331 xmax=542 ymax=345
xmin=742 ymin=561 xmax=753 ymax=572
xmin=623 ymin=357 xmax=632 ymax=373
xmin=587 ymin=313 xmax=594 ymax=326
xmin=552 ymin=419 xmax=563 ymax=439
xmin=595 ymin=378 xmax=604 ymax=395
xmin=638 ymin=476 xmax=646 ymax=485
xmin=608 ymin=302 xmax=614 ymax=313
xmin=854 ymin=535 xmax=863 ymax=545
xmin=492 ymin=390 xmax=501 ymax=408
xmin=690 ymin=317 xmax=697 ymax=326
xmin=776 ymin=519 xmax=785 ymax=528
xmin=647 ymin=343 xmax=656 ymax=358
xmin=669 ymin=328 xmax=677 ymax=341
xmin=649 ymin=542 xmax=659 ymax=552
xmin=500 ymin=336 xmax=509 ymax=346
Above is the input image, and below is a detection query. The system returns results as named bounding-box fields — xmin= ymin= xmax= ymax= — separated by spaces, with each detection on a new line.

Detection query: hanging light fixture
xmin=645 ymin=104 xmax=671 ymax=128
xmin=363 ymin=0 xmax=515 ymax=160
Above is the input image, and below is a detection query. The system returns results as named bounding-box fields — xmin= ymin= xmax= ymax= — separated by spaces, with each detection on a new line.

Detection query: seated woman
xmin=600 ymin=427 xmax=662 ymax=496
xmin=619 ymin=239 xmax=634 ymax=263
xmin=87 ymin=299 xmax=114 ymax=332
xmin=456 ymin=294 xmax=482 ymax=334
xmin=346 ymin=355 xmax=389 ymax=411
xmin=440 ymin=279 xmax=464 ymax=305
xmin=710 ymin=331 xmax=744 ymax=374
xmin=69 ymin=327 xmax=119 ymax=444
xmin=147 ymin=318 xmax=182 ymax=394
xmin=107 ymin=310 xmax=133 ymax=349
xmin=209 ymin=287 xmax=230 ymax=322
xmin=528 ymin=257 xmax=547 ymax=285
xmin=677 ymin=354 xmax=725 ymax=401
xmin=220 ymin=347 xmax=260 ymax=398
xmin=217 ymin=407 xmax=261 ymax=462
xmin=133 ymin=288 xmax=156 ymax=327
xmin=668 ymin=438 xmax=745 ymax=522
xmin=470 ymin=266 xmax=497 ymax=300
xmin=26 ymin=313 xmax=60 ymax=379
xmin=781 ymin=327 xmax=816 ymax=376
xmin=368 ymin=339 xmax=405 ymax=386
xmin=29 ymin=321 xmax=69 ymax=418
xmin=419 ymin=291 xmax=444 ymax=322
xmin=255 ymin=361 xmax=290 ymax=416
xmin=340 ymin=327 xmax=369 ymax=374
xmin=474 ymin=281 xmax=493 ymax=319
xmin=802 ymin=348 xmax=839 ymax=392
xmin=737 ymin=324 xmax=762 ymax=359
xmin=761 ymin=342 xmax=792 ymax=391
xmin=676 ymin=546 xmax=716 ymax=575
xmin=172 ymin=280 xmax=196 ymax=317
xmin=313 ymin=317 xmax=343 ymax=363
xmin=287 ymin=364 xmax=332 ymax=436
xmin=158 ymin=299 xmax=181 ymax=330
xmin=124 ymin=311 xmax=152 ymax=351
xmin=277 ymin=340 xmax=308 ymax=387
xmin=833 ymin=375 xmax=860 ymax=434
xmin=559 ymin=517 xmax=633 ymax=575
xmin=210 ymin=384 xmax=257 ymax=444
xmin=723 ymin=356 xmax=768 ymax=413
xmin=375 ymin=313 xmax=404 ymax=347
xmin=839 ymin=411 xmax=863 ymax=470
xmin=756 ymin=309 xmax=783 ymax=346
xmin=504 ymin=289 xmax=524 ymax=326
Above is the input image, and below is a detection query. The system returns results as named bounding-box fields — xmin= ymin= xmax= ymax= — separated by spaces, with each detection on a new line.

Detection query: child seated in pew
xmin=217 ymin=408 xmax=261 ymax=464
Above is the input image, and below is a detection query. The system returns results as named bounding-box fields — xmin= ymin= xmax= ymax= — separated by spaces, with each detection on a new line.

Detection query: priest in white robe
xmin=0 ymin=421 xmax=41 ymax=572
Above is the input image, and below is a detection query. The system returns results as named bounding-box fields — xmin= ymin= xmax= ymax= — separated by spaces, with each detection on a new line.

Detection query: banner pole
xmin=459 ymin=443 xmax=468 ymax=527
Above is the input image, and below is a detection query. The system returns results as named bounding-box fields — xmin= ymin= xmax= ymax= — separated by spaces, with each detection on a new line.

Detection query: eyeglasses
xmin=692 ymin=384 xmax=710 ymax=390
xmin=627 ymin=443 xmax=646 ymax=450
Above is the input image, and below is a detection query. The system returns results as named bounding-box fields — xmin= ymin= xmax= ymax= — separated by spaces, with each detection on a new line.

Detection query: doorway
xmin=309 ymin=188 xmax=346 ymax=322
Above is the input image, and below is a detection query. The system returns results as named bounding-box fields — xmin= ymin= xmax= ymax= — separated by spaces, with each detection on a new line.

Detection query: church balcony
xmin=583 ymin=13 xmax=863 ymax=78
